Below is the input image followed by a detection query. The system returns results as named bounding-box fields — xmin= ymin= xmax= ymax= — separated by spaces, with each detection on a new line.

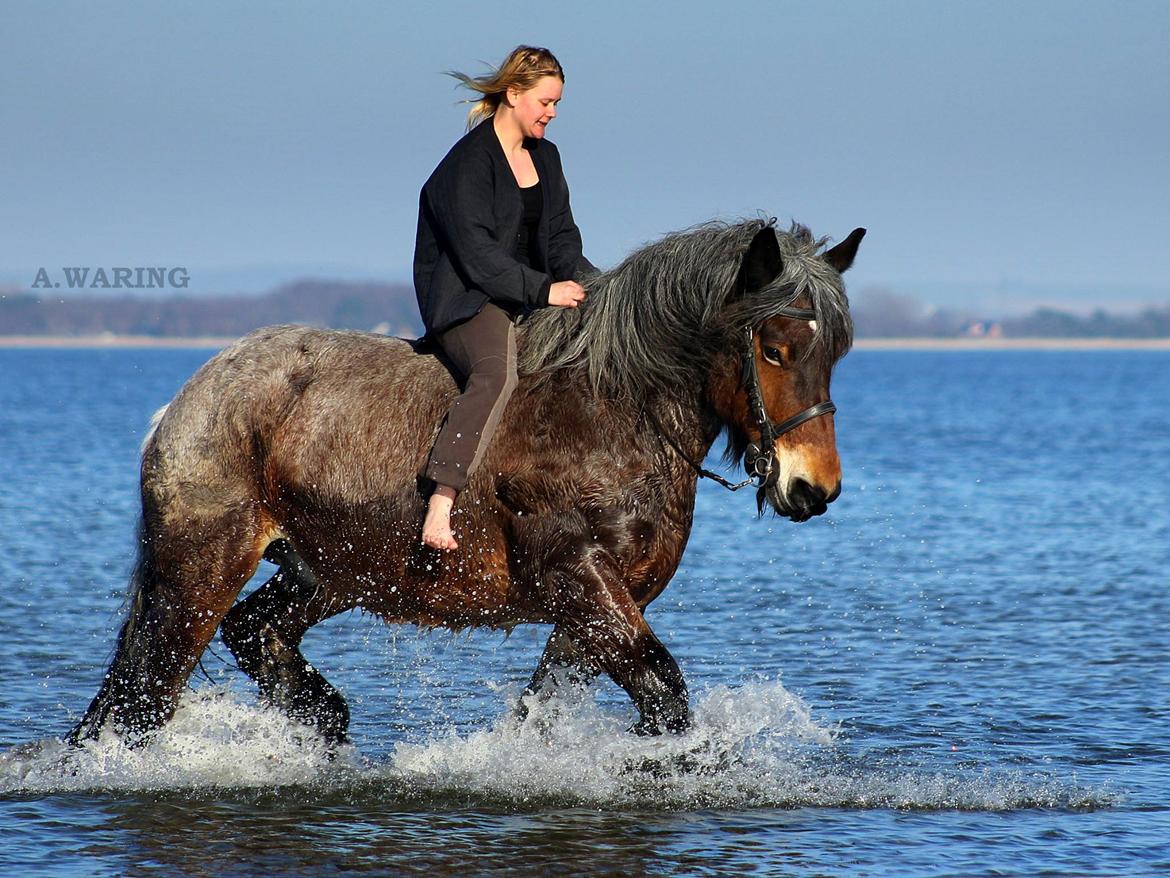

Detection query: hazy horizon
xmin=3 ymin=263 xmax=1163 ymax=319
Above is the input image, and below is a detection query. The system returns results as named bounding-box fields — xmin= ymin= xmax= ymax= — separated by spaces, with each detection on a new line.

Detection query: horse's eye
xmin=762 ymin=345 xmax=785 ymax=366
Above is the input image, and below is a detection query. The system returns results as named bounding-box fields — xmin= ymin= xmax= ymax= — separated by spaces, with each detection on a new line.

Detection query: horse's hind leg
xmin=221 ymin=539 xmax=356 ymax=745
xmin=70 ymin=504 xmax=267 ymax=744
xmin=516 ymin=626 xmax=601 ymax=719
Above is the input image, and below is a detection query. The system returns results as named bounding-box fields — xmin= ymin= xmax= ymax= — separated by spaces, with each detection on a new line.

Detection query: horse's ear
xmin=823 ymin=228 xmax=866 ymax=273
xmin=740 ymin=226 xmax=784 ymax=294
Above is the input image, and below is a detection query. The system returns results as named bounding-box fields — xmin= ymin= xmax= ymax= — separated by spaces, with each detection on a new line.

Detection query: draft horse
xmin=69 ymin=219 xmax=864 ymax=745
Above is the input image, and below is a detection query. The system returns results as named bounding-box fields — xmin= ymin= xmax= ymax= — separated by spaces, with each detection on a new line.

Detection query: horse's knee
xmin=221 ymin=589 xmax=293 ymax=675
xmin=222 ymin=598 xmax=303 ymax=683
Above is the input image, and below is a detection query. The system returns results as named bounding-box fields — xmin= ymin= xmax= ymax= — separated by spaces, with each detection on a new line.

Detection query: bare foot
xmin=422 ymin=486 xmax=459 ymax=551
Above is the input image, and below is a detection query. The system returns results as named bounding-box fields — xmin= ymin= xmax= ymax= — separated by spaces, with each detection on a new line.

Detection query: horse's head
xmin=711 ymin=224 xmax=865 ymax=522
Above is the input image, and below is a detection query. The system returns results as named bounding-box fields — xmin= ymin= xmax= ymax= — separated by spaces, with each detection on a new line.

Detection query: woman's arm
xmin=545 ymin=144 xmax=597 ymax=279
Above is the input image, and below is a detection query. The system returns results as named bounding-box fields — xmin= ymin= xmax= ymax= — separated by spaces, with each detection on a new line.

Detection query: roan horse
xmin=69 ymin=219 xmax=864 ymax=746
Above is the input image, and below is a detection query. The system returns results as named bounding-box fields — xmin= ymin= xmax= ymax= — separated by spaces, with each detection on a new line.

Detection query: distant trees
xmin=0 ymin=280 xmax=423 ymax=338
xmin=852 ymin=287 xmax=1170 ymax=338
xmin=1000 ymin=306 xmax=1170 ymax=338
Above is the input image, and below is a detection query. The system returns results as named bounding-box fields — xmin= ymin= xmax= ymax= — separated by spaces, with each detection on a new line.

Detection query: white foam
xmin=386 ymin=678 xmax=836 ymax=808
xmin=0 ymin=680 xmax=1112 ymax=811
xmin=0 ymin=687 xmax=359 ymax=794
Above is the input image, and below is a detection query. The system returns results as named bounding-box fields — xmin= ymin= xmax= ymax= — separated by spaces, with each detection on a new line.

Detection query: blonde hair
xmin=447 ymin=46 xmax=565 ymax=130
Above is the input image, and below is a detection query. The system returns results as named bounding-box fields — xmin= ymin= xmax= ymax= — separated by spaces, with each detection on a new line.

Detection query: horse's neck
xmin=643 ymin=390 xmax=721 ymax=466
xmin=519 ymin=367 xmax=718 ymax=467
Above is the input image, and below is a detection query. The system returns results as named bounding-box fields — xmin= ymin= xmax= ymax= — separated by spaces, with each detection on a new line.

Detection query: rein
xmin=647 ymin=305 xmax=837 ymax=493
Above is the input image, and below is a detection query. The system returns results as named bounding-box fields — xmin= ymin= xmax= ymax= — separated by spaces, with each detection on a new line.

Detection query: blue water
xmin=2 ymin=346 xmax=1169 ymax=876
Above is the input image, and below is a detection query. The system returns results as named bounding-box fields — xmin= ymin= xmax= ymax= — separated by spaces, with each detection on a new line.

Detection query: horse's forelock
xmin=725 ymin=223 xmax=855 ymax=368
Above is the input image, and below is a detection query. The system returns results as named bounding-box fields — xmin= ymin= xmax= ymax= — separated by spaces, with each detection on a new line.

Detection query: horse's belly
xmin=295 ymin=528 xmax=546 ymax=630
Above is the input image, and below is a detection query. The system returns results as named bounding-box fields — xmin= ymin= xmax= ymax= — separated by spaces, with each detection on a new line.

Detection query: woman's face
xmin=507 ymin=75 xmax=563 ymax=139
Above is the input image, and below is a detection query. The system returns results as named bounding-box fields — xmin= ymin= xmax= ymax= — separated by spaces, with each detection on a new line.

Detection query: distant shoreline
xmin=0 ymin=335 xmax=241 ymax=348
xmin=852 ymin=337 xmax=1170 ymax=350
xmin=1 ymin=335 xmax=1170 ymax=351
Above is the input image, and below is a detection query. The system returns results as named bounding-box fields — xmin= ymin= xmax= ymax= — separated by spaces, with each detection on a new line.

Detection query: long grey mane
xmin=517 ymin=219 xmax=853 ymax=402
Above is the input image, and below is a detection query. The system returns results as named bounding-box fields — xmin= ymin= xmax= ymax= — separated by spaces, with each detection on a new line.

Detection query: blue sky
xmin=2 ymin=0 xmax=1167 ymax=313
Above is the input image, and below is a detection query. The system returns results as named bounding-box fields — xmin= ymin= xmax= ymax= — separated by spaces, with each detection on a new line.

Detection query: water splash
xmin=1 ymin=681 xmax=1113 ymax=811
xmin=386 ymin=677 xmax=833 ymax=809
xmin=0 ymin=687 xmax=360 ymax=794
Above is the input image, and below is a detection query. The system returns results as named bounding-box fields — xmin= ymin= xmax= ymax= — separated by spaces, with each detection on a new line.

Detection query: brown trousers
xmin=424 ymin=302 xmax=518 ymax=492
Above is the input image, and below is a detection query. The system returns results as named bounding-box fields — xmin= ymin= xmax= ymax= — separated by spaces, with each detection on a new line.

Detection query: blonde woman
xmin=414 ymin=46 xmax=594 ymax=550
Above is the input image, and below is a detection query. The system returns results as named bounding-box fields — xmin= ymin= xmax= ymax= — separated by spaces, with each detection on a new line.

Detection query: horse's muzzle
xmin=769 ymin=478 xmax=841 ymax=522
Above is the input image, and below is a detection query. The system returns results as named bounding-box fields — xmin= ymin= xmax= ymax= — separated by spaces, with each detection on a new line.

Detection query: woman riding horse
xmin=67 ymin=214 xmax=864 ymax=747
xmin=416 ymin=46 xmax=594 ymax=551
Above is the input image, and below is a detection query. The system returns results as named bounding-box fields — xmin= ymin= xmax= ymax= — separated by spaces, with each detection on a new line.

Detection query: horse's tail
xmin=140 ymin=404 xmax=168 ymax=455
xmin=67 ymin=516 xmax=169 ymax=744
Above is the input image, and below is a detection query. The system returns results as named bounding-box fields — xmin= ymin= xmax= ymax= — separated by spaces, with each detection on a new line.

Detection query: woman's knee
xmin=467 ymin=354 xmax=518 ymax=397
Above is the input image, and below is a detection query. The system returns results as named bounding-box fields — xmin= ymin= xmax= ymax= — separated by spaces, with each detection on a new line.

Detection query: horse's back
xmin=151 ymin=325 xmax=459 ymax=510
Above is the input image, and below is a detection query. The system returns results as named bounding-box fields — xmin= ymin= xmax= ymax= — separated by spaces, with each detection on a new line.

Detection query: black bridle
xmin=647 ymin=305 xmax=837 ymax=493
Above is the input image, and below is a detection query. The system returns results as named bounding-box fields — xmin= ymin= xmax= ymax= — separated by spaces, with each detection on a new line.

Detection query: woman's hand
xmin=548 ymin=280 xmax=587 ymax=308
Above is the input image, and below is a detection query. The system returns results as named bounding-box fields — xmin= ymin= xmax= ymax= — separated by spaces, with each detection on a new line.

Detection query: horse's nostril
xmin=790 ymin=478 xmax=826 ymax=507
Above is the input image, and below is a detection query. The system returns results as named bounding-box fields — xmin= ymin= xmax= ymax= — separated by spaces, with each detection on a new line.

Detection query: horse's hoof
xmin=628 ymin=711 xmax=690 ymax=737
xmin=619 ymin=740 xmax=740 ymax=778
xmin=323 ymin=736 xmax=351 ymax=762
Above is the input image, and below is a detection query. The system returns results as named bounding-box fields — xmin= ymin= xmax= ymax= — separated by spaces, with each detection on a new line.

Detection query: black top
xmin=515 ymin=180 xmax=543 ymax=268
xmin=413 ymin=119 xmax=596 ymax=337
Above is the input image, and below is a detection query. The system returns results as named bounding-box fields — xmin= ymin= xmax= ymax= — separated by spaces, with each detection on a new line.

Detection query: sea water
xmin=1 ymin=347 xmax=1168 ymax=876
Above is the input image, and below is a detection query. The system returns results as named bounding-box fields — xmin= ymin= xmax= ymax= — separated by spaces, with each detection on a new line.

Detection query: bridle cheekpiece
xmin=646 ymin=305 xmax=837 ymax=503
xmin=739 ymin=308 xmax=837 ymax=491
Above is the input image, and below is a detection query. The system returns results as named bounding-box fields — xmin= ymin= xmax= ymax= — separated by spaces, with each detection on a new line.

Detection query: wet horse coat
xmin=70 ymin=220 xmax=864 ymax=744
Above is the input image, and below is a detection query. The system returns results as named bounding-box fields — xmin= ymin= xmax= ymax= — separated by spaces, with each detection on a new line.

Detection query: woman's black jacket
xmin=413 ymin=118 xmax=595 ymax=337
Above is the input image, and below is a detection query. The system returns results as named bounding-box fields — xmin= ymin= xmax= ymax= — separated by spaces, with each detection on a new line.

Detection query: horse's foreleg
xmin=543 ymin=547 xmax=689 ymax=735
xmin=221 ymin=540 xmax=355 ymax=745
